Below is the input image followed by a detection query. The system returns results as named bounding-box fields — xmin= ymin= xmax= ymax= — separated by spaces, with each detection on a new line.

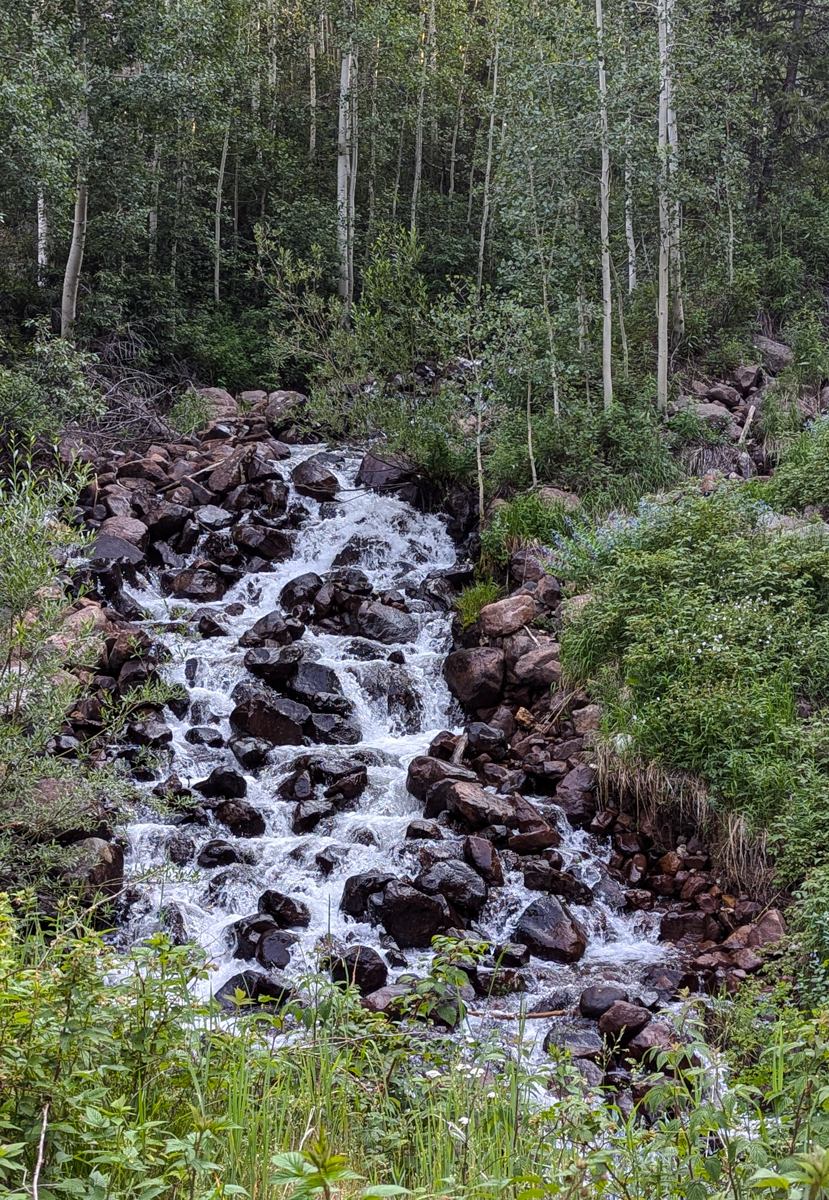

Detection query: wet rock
xmin=128 ymin=717 xmax=173 ymax=747
xmin=280 ymin=572 xmax=323 ymax=610
xmin=185 ymin=726 xmax=224 ymax=747
xmin=91 ymin=533 xmax=146 ymax=565
xmin=416 ymin=860 xmax=488 ymax=919
xmin=463 ymin=835 xmax=504 ymax=886
xmin=543 ymin=1024 xmax=604 ymax=1060
xmin=443 ymin=647 xmax=505 ymax=708
xmin=257 ymin=889 xmax=311 ymax=928
xmin=98 ymin=515 xmax=149 ymax=549
xmin=165 ymin=568 xmax=226 ymax=603
xmin=195 ymin=767 xmax=248 ymax=799
xmin=230 ymin=737 xmax=271 ymax=769
xmin=466 ymin=721 xmax=508 ymax=761
xmin=579 ymin=985 xmax=628 ymax=1019
xmin=660 ymin=910 xmax=720 ymax=948
xmin=478 ymin=594 xmax=537 ymax=638
xmin=197 ymin=839 xmax=240 ymax=868
xmin=493 ymin=942 xmax=530 ymax=968
xmin=554 ymin=765 xmax=597 ymax=827
xmin=215 ymin=971 xmax=292 ymax=1012
xmin=232 ymin=524 xmax=293 ymax=561
xmin=597 ymin=1001 xmax=652 ymax=1041
xmin=231 ymin=913 xmax=278 ymax=959
xmin=289 ymin=661 xmax=344 ymax=704
xmin=626 ymin=1022 xmax=674 ymax=1062
xmin=240 ymin=611 xmax=305 ymax=649
xmin=215 ymin=799 xmax=266 ymax=838
xmin=508 ymin=828 xmax=561 ymax=854
xmin=292 ymin=456 xmax=339 ymax=500
xmin=330 ymin=945 xmax=389 ymax=995
xmin=361 ymin=984 xmax=410 ymax=1017
xmin=354 ymin=601 xmax=418 ymax=645
xmin=244 ymin=644 xmax=306 ymax=685
xmin=340 ymin=870 xmax=396 ymax=918
xmin=230 ymin=689 xmax=310 ymax=745
xmin=514 ymin=895 xmax=587 ymax=963
xmin=197 ymin=611 xmax=229 ymax=638
xmin=368 ymin=880 xmax=448 ymax=948
xmin=523 ymin=863 xmax=593 ymax=904
xmin=196 ymin=505 xmax=234 ymax=530
xmin=168 ymin=833 xmax=195 ymax=865
xmin=406 ymin=819 xmax=443 ymax=840
xmin=355 ymin=451 xmax=414 ymax=491
xmin=436 ymin=780 xmax=515 ymax=828
xmin=256 ymin=929 xmax=297 ymax=970
xmin=292 ymin=797 xmax=335 ymax=834
xmin=406 ymin=756 xmax=477 ymax=803
xmin=471 ymin=966 xmax=527 ymax=997
xmin=308 ymin=713 xmax=361 ymax=745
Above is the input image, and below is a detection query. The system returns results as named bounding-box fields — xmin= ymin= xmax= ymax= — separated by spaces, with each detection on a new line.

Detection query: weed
xmin=480 ymin=492 xmax=572 ymax=567
xmin=168 ymin=389 xmax=212 ymax=436
xmin=456 ymin=580 xmax=503 ymax=628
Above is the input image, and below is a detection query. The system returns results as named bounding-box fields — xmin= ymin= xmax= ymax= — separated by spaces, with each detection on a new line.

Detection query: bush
xmin=480 ymin=491 xmax=574 ymax=567
xmin=766 ymin=416 xmax=829 ymax=512
xmin=456 ymin=580 xmax=503 ymax=628
xmin=167 ymin=389 xmax=212 ymax=436
xmin=559 ymin=484 xmax=829 ymax=882
xmin=0 ymin=321 xmax=103 ymax=441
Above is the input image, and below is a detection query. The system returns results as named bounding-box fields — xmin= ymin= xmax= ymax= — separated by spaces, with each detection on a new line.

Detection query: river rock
xmin=197 ymin=839 xmax=240 ymax=868
xmin=215 ymin=799 xmax=266 ymax=838
xmin=91 ymin=532 xmax=146 ymax=564
xmin=231 ymin=913 xmax=278 ymax=959
xmin=195 ymin=767 xmax=248 ymax=799
xmin=579 ymin=985 xmax=628 ymax=1019
xmin=289 ymin=661 xmax=344 ymax=704
xmin=554 ymin=765 xmax=597 ymax=826
xmin=215 ymin=970 xmax=292 ymax=1012
xmin=406 ymin=819 xmax=443 ymax=840
xmin=340 ymin=870 xmax=396 ymax=918
xmin=466 ymin=721 xmax=508 ymax=761
xmin=356 ymin=451 xmax=414 ymax=491
xmin=257 ymin=889 xmax=311 ymax=928
xmin=626 ymin=1022 xmax=673 ymax=1062
xmin=597 ymin=1001 xmax=652 ymax=1040
xmin=416 ymin=860 xmax=488 ymax=919
xmin=292 ymin=457 xmax=339 ymax=500
xmin=368 ymin=880 xmax=448 ymax=948
xmin=406 ymin=756 xmax=478 ymax=802
xmin=280 ymin=572 xmax=323 ymax=610
xmin=747 ymin=908 xmax=786 ymax=947
xmin=660 ymin=910 xmax=721 ymax=948
xmin=513 ymin=645 xmax=561 ymax=688
xmin=196 ymin=505 xmax=235 ymax=530
xmin=354 ymin=601 xmax=418 ymax=645
xmin=443 ymin=647 xmax=505 ymax=708
xmin=243 ymin=645 xmax=305 ymax=685
xmin=439 ymin=780 xmax=516 ymax=828
xmin=230 ymin=689 xmax=310 ymax=745
xmin=543 ymin=1024 xmax=604 ymax=1060
xmin=292 ymin=797 xmax=335 ymax=834
xmin=166 ymin=568 xmax=226 ymax=602
xmin=65 ymin=838 xmax=124 ymax=897
xmin=463 ymin=835 xmax=504 ymax=886
xmin=98 ymin=515 xmax=149 ymax=549
xmin=514 ymin=895 xmax=587 ymax=963
xmin=230 ymin=737 xmax=271 ymax=769
xmin=478 ymin=593 xmax=537 ymax=638
xmin=307 ymin=713 xmax=361 ymax=744
xmin=329 ymin=945 xmax=389 ymax=995
xmin=239 ymin=611 xmax=304 ymax=648
xmin=232 ymin=524 xmax=293 ymax=561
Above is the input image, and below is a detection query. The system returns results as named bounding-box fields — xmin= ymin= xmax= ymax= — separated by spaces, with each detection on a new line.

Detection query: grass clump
xmin=766 ymin=415 xmax=829 ymax=513
xmin=480 ymin=492 xmax=573 ymax=567
xmin=559 ymin=484 xmax=829 ymax=885
xmin=167 ymin=389 xmax=212 ymax=436
xmin=456 ymin=580 xmax=503 ymax=628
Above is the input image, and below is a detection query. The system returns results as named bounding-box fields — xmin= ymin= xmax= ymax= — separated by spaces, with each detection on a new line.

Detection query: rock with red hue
xmin=660 ymin=910 xmax=720 ymax=949
xmin=165 ymin=568 xmax=226 ymax=602
xmin=572 ymin=704 xmax=601 ymax=734
xmin=514 ymin=895 xmax=587 ymax=963
xmin=659 ymin=851 xmax=683 ymax=875
xmin=443 ymin=648 xmax=505 ymax=708
xmin=730 ymin=947 xmax=765 ymax=971
xmin=513 ymin=645 xmax=561 ymax=688
xmin=356 ymin=451 xmax=414 ymax=491
xmin=508 ymin=828 xmax=562 ymax=854
xmin=406 ymin=819 xmax=443 ymax=840
xmin=625 ymin=889 xmax=655 ymax=911
xmin=406 ymin=756 xmax=477 ymax=802
xmin=232 ymin=524 xmax=293 ymax=561
xmin=463 ymin=835 xmax=504 ymax=886
xmin=626 ymin=1022 xmax=673 ymax=1061
xmin=440 ymin=780 xmax=516 ymax=829
xmin=680 ymin=874 xmax=709 ymax=901
xmin=554 ymin=765 xmax=597 ymax=826
xmin=747 ymin=908 xmax=786 ymax=947
xmin=488 ymin=705 xmax=517 ymax=739
xmin=416 ymin=859 xmax=488 ymax=919
xmin=598 ymin=1001 xmax=651 ymax=1040
xmin=579 ymin=985 xmax=628 ymax=1019
xmin=230 ymin=690 xmax=310 ymax=745
xmin=509 ymin=549 xmax=549 ymax=583
xmin=99 ymin=515 xmax=149 ymax=549
xmin=264 ymin=390 xmax=307 ymax=432
xmin=478 ymin=593 xmax=537 ymax=638
xmin=199 ymin=387 xmax=238 ymax=421
xmin=292 ymin=456 xmax=339 ymax=500
xmin=361 ymin=984 xmax=410 ymax=1017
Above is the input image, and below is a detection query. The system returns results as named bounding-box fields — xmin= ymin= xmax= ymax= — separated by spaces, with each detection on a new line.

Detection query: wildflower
xmin=425 ymin=1069 xmax=441 ymax=1079
xmin=458 ymin=1117 xmax=470 ymax=1126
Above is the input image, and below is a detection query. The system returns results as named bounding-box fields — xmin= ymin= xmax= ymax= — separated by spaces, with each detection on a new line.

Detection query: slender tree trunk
xmin=36 ymin=190 xmax=48 ymax=286
xmin=348 ymin=53 xmax=358 ymax=303
xmin=526 ymin=379 xmax=538 ymax=487
xmin=336 ymin=49 xmax=356 ymax=314
xmin=624 ymin=119 xmax=636 ymax=292
xmin=309 ymin=41 xmax=317 ymax=155
xmin=596 ymin=0 xmax=613 ymax=410
xmin=665 ymin=0 xmax=683 ymax=339
xmin=526 ymin=159 xmax=560 ymax=416
xmin=213 ymin=121 xmax=230 ymax=305
xmin=447 ymin=52 xmax=466 ymax=226
xmin=410 ymin=0 xmax=435 ymax=232
xmin=656 ymin=0 xmax=670 ymax=410
xmin=391 ymin=120 xmax=404 ymax=219
xmin=476 ymin=38 xmax=499 ymax=302
xmin=366 ymin=38 xmax=380 ymax=251
xmin=148 ymin=138 xmax=160 ymax=271
xmin=60 ymin=15 xmax=88 ymax=339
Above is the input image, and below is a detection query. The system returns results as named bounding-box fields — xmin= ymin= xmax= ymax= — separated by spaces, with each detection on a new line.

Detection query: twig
xmin=467 ymin=1008 xmax=566 ymax=1020
xmin=32 ymin=1103 xmax=49 ymax=1200
xmin=737 ymin=404 xmax=755 ymax=445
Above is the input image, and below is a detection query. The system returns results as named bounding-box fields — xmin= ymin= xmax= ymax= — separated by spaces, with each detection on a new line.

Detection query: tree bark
xmin=309 ymin=41 xmax=317 ymax=156
xmin=526 ymin=379 xmax=538 ymax=487
xmin=60 ymin=175 xmax=88 ymax=337
xmin=213 ymin=121 xmax=230 ymax=305
xmin=656 ymin=0 xmax=670 ymax=410
xmin=476 ymin=38 xmax=499 ymax=302
xmin=596 ymin=0 xmax=613 ymax=410
xmin=665 ymin=0 xmax=683 ymax=339
xmin=37 ymin=190 xmax=48 ymax=287
xmin=410 ymin=0 xmax=435 ymax=232
xmin=336 ymin=49 xmax=356 ymax=314
xmin=624 ymin=119 xmax=636 ymax=292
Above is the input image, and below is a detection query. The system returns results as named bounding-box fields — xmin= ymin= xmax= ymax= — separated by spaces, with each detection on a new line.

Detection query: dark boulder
xmin=406 ymin=756 xmax=477 ymax=802
xmin=231 ymin=913 xmax=278 ymax=959
xmin=197 ymin=839 xmax=240 ymax=868
xmin=232 ymin=524 xmax=293 ymax=561
xmin=230 ymin=737 xmax=271 ymax=769
xmin=329 ymin=944 xmax=389 ymax=995
xmin=308 ymin=713 xmax=361 ymax=745
xmin=597 ymin=1001 xmax=652 ymax=1041
xmin=466 ymin=722 xmax=508 ymax=761
xmin=215 ymin=799 xmax=266 ymax=838
xmin=292 ymin=797 xmax=335 ymax=834
xmin=354 ymin=601 xmax=418 ymax=645
xmin=355 ymin=451 xmax=414 ymax=491
xmin=463 ymin=835 xmax=504 ymax=886
xmin=369 ymin=880 xmax=449 ymax=948
xmin=579 ymin=985 xmax=628 ymax=1020
xmin=195 ymin=768 xmax=247 ymax=799
xmin=554 ymin=765 xmax=598 ymax=827
xmin=256 ymin=929 xmax=297 ymax=970
xmin=165 ymin=569 xmax=226 ymax=602
xmin=340 ymin=870 xmax=396 ymax=918
xmin=292 ymin=457 xmax=339 ymax=500
xmin=416 ymin=860 xmax=488 ymax=919
xmin=239 ymin=610 xmax=304 ymax=648
xmin=444 ymin=648 xmax=505 ymax=708
xmin=406 ymin=819 xmax=443 ymax=840
xmin=514 ymin=896 xmax=587 ymax=963
xmin=244 ymin=644 xmax=306 ymax=686
xmin=230 ymin=689 xmax=310 ymax=745
xmin=215 ymin=970 xmax=292 ymax=1011
xmin=280 ymin=572 xmax=323 ymax=610
xmin=258 ymin=889 xmax=311 ymax=928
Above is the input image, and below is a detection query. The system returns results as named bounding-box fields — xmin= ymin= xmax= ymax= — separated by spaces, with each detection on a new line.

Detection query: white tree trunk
xmin=526 ymin=379 xmax=538 ymax=487
xmin=36 ymin=190 xmax=48 ymax=286
xmin=148 ymin=138 xmax=160 ymax=270
xmin=656 ymin=0 xmax=670 ymax=410
xmin=596 ymin=0 xmax=613 ymax=411
xmin=309 ymin=41 xmax=317 ymax=155
xmin=336 ymin=49 xmax=355 ymax=313
xmin=476 ymin=38 xmax=499 ymax=302
xmin=213 ymin=122 xmax=230 ymax=305
xmin=60 ymin=174 xmax=88 ymax=336
xmin=624 ymin=121 xmax=636 ymax=292
xmin=366 ymin=38 xmax=380 ymax=247
xmin=665 ymin=0 xmax=684 ymax=338
xmin=410 ymin=0 xmax=435 ymax=233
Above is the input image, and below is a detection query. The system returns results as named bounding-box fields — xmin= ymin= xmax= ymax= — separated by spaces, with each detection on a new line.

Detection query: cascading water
xmin=119 ymin=445 xmax=675 ymax=1041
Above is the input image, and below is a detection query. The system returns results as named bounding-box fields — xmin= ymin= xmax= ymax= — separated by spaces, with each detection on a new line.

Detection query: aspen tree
xmin=596 ymin=0 xmax=613 ymax=410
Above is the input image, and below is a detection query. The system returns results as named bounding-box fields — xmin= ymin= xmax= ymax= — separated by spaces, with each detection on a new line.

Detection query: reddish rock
xmin=554 ymin=765 xmax=597 ymax=826
xmin=660 ymin=910 xmax=720 ymax=949
xmin=598 ymin=1001 xmax=651 ymax=1040
xmin=406 ymin=755 xmax=477 ymax=801
xmin=464 ymin=835 xmax=504 ymax=886
xmin=98 ymin=515 xmax=149 ymax=549
xmin=513 ymin=645 xmax=561 ymax=688
xmin=508 ymin=828 xmax=561 ymax=854
xmin=514 ymin=895 xmax=587 ymax=963
xmin=625 ymin=889 xmax=655 ymax=911
xmin=572 ymin=704 xmax=601 ymax=734
xmin=579 ymin=985 xmax=628 ymax=1019
xmin=441 ymin=780 xmax=516 ymax=829
xmin=747 ymin=908 xmax=786 ymax=947
xmin=443 ymin=648 xmax=505 ymax=708
xmin=626 ymin=1022 xmax=673 ymax=1061
xmin=478 ymin=593 xmax=537 ymax=638
xmin=659 ymin=851 xmax=683 ymax=875
xmin=680 ymin=874 xmax=709 ymax=901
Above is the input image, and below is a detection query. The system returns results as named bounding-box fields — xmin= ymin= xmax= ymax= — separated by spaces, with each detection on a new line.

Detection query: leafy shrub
xmin=167 ymin=388 xmax=211 ymax=435
xmin=560 ymin=484 xmax=829 ymax=882
xmin=456 ymin=580 xmax=503 ymax=628
xmin=480 ymin=491 xmax=574 ymax=567
xmin=0 ymin=321 xmax=103 ymax=440
xmin=767 ymin=416 xmax=829 ymax=512
xmin=172 ymin=307 xmax=271 ymax=392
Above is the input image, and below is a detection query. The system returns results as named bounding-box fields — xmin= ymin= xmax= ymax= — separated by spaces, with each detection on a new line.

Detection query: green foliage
xmin=480 ymin=492 xmax=573 ymax=567
xmin=767 ymin=418 xmax=829 ymax=513
xmin=0 ymin=322 xmax=103 ymax=440
xmin=559 ymin=485 xmax=829 ymax=882
xmin=456 ymin=580 xmax=503 ymax=629
xmin=172 ymin=309 xmax=271 ymax=393
xmin=167 ymin=389 xmax=211 ymax=436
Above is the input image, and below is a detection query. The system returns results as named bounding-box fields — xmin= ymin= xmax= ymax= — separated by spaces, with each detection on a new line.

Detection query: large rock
xmin=660 ymin=910 xmax=720 ymax=948
xmin=199 ymin=386 xmax=238 ymax=421
xmin=354 ymin=601 xmax=418 ymax=645
xmin=240 ymin=612 xmax=304 ymax=648
xmin=405 ymin=756 xmax=477 ymax=802
xmin=443 ymin=648 xmax=505 ymax=708
xmin=258 ymin=889 xmax=311 ymax=928
xmin=597 ymin=1001 xmax=651 ymax=1040
xmin=753 ymin=335 xmax=793 ymax=373
xmin=264 ymin=389 xmax=307 ymax=432
xmin=244 ymin=645 xmax=305 ymax=686
xmin=369 ymin=880 xmax=448 ymax=948
xmin=416 ymin=860 xmax=488 ymax=919
xmin=356 ymin=451 xmax=414 ymax=491
xmin=747 ymin=908 xmax=786 ymax=947
xmin=463 ymin=835 xmax=504 ymax=886
xmin=232 ymin=524 xmax=293 ymax=561
xmin=466 ymin=722 xmax=507 ymax=761
xmin=98 ymin=515 xmax=149 ymax=549
xmin=215 ymin=970 xmax=291 ymax=1012
xmin=215 ymin=799 xmax=266 ymax=839
xmin=292 ymin=456 xmax=339 ymax=500
xmin=91 ymin=533 xmax=146 ymax=565
xmin=195 ymin=767 xmax=247 ymax=799
xmin=307 ymin=713 xmax=361 ymax=744
xmin=65 ymin=838 xmax=124 ymax=897
xmin=554 ymin=765 xmax=597 ymax=827
xmin=280 ymin=572 xmax=323 ymax=610
xmin=166 ymin=569 xmax=226 ymax=603
xmin=478 ymin=594 xmax=537 ymax=638
xmin=289 ymin=661 xmax=344 ymax=704
xmin=513 ymin=645 xmax=561 ymax=688
xmin=329 ymin=945 xmax=388 ymax=995
xmin=579 ymin=985 xmax=628 ymax=1019
xmin=434 ymin=780 xmax=515 ymax=828
xmin=230 ymin=689 xmax=310 ymax=745
xmin=197 ymin=839 xmax=240 ymax=868
xmin=514 ymin=896 xmax=587 ymax=963
xmin=340 ymin=870 xmax=396 ymax=918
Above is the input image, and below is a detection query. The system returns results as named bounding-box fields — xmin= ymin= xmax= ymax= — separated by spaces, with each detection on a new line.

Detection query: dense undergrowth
xmin=3 ymin=899 xmax=829 ymax=1200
